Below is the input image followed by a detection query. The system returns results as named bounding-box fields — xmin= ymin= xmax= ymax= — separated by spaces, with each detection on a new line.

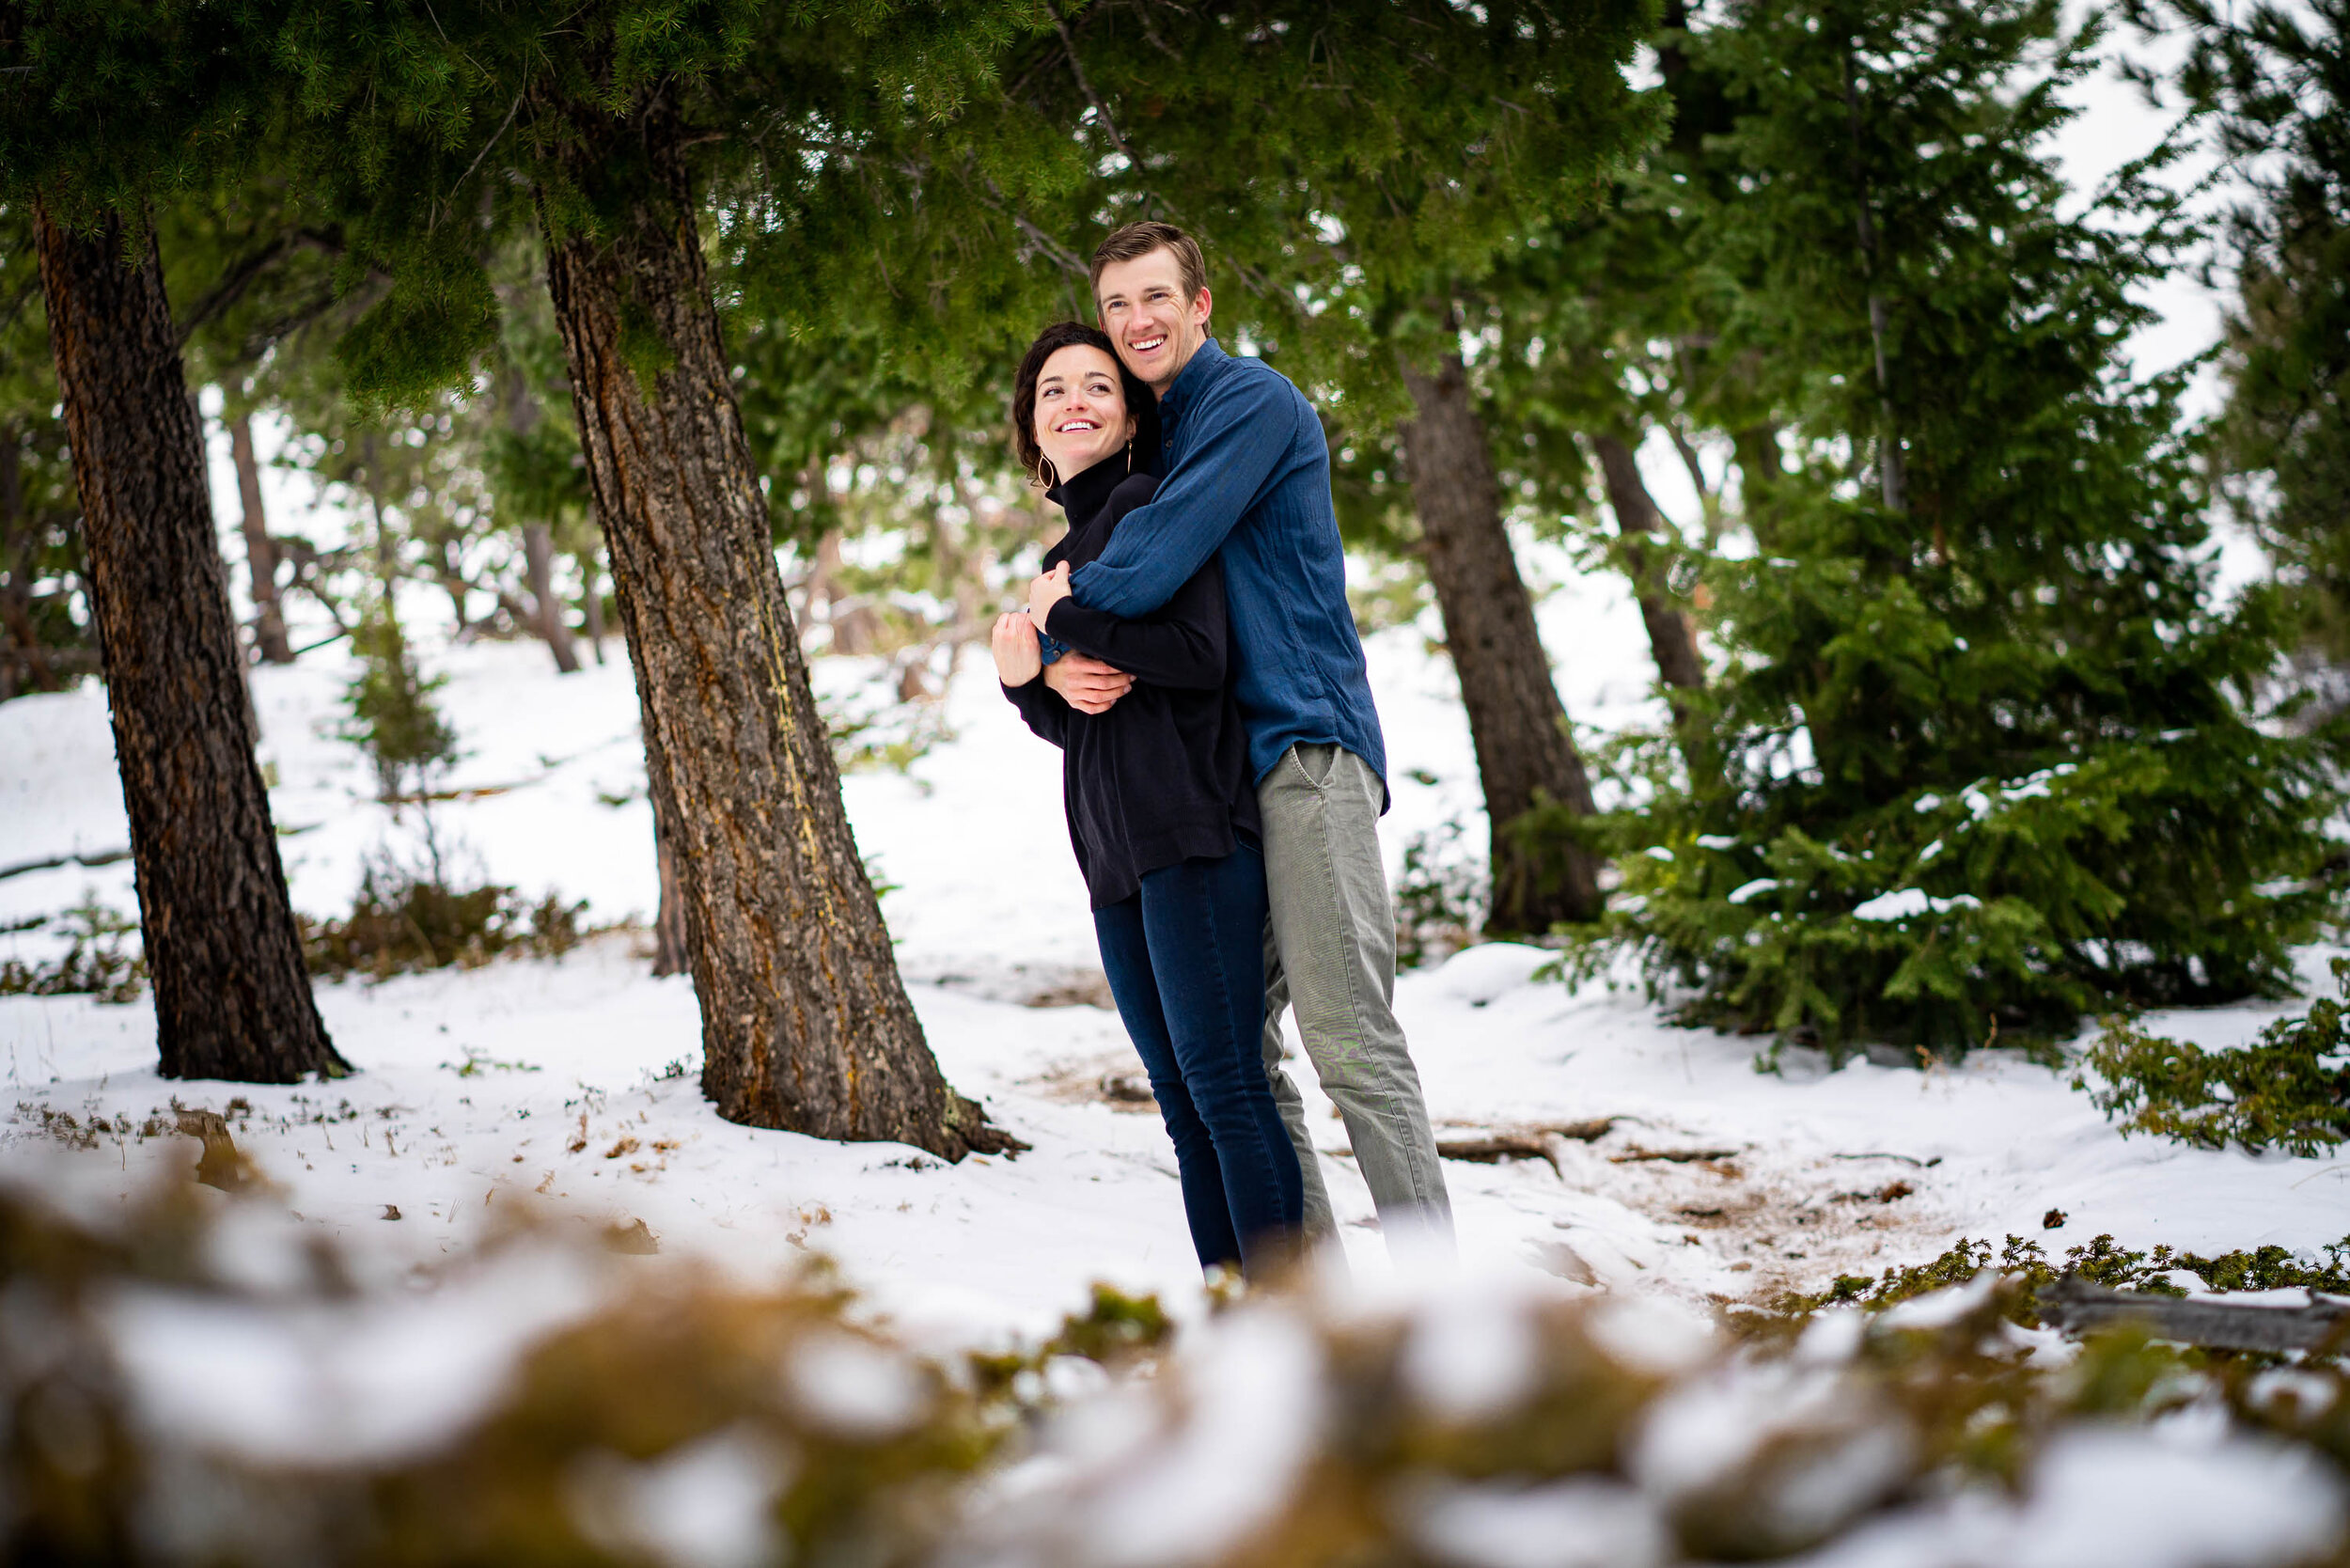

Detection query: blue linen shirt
xmin=1067 ymin=337 xmax=1389 ymax=803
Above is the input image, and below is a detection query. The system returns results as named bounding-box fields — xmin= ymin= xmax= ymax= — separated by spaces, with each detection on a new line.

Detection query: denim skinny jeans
xmin=1094 ymin=843 xmax=1304 ymax=1276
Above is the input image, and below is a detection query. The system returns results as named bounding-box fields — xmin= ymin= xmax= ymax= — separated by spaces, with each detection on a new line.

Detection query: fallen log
xmin=0 ymin=845 xmax=132 ymax=884
xmin=1427 ymin=1121 xmax=1622 ymax=1178
xmin=1609 ymin=1145 xmax=1740 ymax=1165
xmin=2037 ymin=1276 xmax=2350 ymax=1356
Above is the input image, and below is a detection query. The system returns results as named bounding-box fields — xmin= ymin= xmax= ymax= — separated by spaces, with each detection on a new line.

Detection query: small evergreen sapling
xmin=340 ymin=598 xmax=458 ymax=806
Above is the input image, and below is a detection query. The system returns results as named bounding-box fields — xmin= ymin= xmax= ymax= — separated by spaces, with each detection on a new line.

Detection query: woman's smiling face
xmin=1032 ymin=344 xmax=1136 ymax=481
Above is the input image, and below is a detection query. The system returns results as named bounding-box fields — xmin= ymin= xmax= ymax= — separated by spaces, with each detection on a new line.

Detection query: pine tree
xmin=249 ymin=0 xmax=1042 ymax=1155
xmin=1586 ymin=0 xmax=2337 ymax=1055
xmin=4 ymin=6 xmax=346 ymax=1082
xmin=2143 ymin=1 xmax=2350 ymax=680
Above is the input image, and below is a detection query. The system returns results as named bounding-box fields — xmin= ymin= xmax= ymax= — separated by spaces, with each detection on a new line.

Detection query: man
xmin=1027 ymin=220 xmax=1454 ymax=1261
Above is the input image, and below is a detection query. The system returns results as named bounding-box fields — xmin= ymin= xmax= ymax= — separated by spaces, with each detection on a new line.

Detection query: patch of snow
xmin=1408 ymin=1476 xmax=1668 ymax=1568
xmin=1852 ymin=889 xmax=1982 ymax=922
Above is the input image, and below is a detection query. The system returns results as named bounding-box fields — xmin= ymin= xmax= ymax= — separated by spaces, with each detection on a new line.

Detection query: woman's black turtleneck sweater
xmin=1002 ymin=456 xmax=1260 ymax=910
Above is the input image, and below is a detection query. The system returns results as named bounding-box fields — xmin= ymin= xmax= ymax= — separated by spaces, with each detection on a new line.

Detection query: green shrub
xmin=0 ymin=899 xmax=146 ymax=1003
xmin=301 ymin=858 xmax=589 ymax=980
xmin=1393 ymin=815 xmax=1486 ymax=970
xmin=2074 ymin=959 xmax=2350 ymax=1156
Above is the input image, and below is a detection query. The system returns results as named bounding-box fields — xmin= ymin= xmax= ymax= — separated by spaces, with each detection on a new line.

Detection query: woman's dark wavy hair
xmin=1010 ymin=321 xmax=1158 ymax=488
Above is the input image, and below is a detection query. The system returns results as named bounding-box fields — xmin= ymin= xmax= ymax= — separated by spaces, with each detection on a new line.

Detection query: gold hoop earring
xmin=1041 ymin=457 xmax=1059 ymax=489
xmin=1125 ymin=437 xmax=1134 ymax=475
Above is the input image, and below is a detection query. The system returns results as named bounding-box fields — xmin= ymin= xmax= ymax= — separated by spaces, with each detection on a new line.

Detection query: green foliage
xmin=1790 ymin=1234 xmax=2191 ymax=1325
xmin=2074 ymin=959 xmax=2350 ymax=1156
xmin=340 ymin=599 xmax=458 ymax=803
xmin=300 ymin=858 xmax=588 ymax=981
xmin=2139 ymin=1 xmax=2350 ymax=671
xmin=1560 ymin=0 xmax=2339 ymax=1058
xmin=0 ymin=204 xmax=96 ymax=704
xmin=1394 ymin=815 xmax=1488 ymax=971
xmin=0 ymin=900 xmax=146 ymax=1004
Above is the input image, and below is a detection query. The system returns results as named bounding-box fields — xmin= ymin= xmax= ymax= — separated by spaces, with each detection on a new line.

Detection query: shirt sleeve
xmin=1001 ymin=677 xmax=1071 ymax=746
xmin=1066 ymin=369 xmax=1300 ymax=619
xmin=1043 ymin=557 xmax=1229 ymax=691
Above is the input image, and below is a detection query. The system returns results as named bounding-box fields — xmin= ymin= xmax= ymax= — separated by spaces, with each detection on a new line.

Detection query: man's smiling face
xmin=1095 ymin=247 xmax=1212 ymax=394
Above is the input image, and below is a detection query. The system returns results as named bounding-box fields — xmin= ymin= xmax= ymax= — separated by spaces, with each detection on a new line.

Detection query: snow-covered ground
xmin=5 ymin=564 xmax=2342 ymax=1350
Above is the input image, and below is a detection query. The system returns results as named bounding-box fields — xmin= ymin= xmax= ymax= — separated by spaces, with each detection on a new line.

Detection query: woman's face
xmin=1032 ymin=344 xmax=1136 ymax=481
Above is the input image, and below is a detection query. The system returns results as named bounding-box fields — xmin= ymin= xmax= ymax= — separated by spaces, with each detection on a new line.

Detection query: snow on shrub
xmin=4 ymin=1166 xmax=2348 ymax=1567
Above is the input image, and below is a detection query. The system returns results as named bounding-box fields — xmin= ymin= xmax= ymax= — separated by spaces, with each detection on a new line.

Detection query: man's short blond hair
xmin=1090 ymin=221 xmax=1208 ymax=307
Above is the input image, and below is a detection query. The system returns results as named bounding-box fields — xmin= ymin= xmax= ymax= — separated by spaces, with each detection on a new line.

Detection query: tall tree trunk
xmin=649 ymin=782 xmax=690 ymax=980
xmin=535 ymin=86 xmax=1011 ymax=1158
xmin=34 ymin=201 xmax=342 ymax=1083
xmin=522 ymin=523 xmax=582 ymax=673
xmin=579 ymin=546 xmax=607 ymax=665
xmin=1589 ymin=432 xmax=1711 ymax=774
xmin=1843 ymin=47 xmax=1906 ymax=517
xmin=501 ymin=363 xmax=582 ymax=673
xmin=1398 ymin=352 xmax=1602 ymax=933
xmin=227 ymin=413 xmax=294 ymax=665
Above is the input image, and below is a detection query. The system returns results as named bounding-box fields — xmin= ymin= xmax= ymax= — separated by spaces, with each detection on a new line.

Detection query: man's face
xmin=1095 ymin=248 xmax=1212 ymax=394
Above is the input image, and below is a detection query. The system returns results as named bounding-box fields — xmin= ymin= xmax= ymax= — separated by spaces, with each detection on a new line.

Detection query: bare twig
xmin=1042 ymin=0 xmax=1139 ymax=169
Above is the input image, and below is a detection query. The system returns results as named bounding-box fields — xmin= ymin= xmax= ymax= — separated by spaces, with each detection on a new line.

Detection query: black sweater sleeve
xmin=1002 ymin=677 xmax=1071 ymax=746
xmin=1042 ymin=557 xmax=1229 ymax=690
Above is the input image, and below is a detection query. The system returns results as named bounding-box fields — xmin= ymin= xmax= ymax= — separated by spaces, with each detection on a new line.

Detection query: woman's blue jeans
xmin=1093 ymin=844 xmax=1305 ymax=1277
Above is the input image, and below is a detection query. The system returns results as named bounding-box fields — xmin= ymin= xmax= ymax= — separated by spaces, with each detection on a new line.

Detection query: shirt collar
xmin=1155 ymin=335 xmax=1229 ymax=432
xmin=1043 ymin=451 xmax=1133 ymax=526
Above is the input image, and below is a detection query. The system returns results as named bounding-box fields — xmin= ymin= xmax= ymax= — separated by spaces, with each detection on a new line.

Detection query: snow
xmin=1851 ymin=889 xmax=1982 ymax=922
xmin=6 ymin=542 xmax=2350 ymax=1559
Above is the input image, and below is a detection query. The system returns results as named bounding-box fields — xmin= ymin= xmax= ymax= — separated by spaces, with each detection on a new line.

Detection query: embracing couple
xmin=991 ymin=221 xmax=1452 ymax=1280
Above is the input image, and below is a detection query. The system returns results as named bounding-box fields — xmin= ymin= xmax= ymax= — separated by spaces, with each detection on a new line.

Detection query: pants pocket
xmin=1287 ymin=742 xmax=1340 ymax=790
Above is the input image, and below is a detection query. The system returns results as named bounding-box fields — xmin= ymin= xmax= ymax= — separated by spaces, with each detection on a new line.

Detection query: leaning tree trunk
xmin=536 ymin=86 xmax=1012 ymax=1158
xmin=34 ymin=201 xmax=342 ymax=1083
xmin=1398 ymin=352 xmax=1603 ymax=933
xmin=1589 ymin=431 xmax=1715 ymax=786
xmin=521 ymin=523 xmax=582 ymax=673
xmin=227 ymin=413 xmax=294 ymax=665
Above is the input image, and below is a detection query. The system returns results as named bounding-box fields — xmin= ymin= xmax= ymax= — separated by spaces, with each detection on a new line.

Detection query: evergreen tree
xmin=3 ymin=4 xmax=346 ymax=1082
xmin=2143 ymin=1 xmax=2350 ymax=681
xmin=1583 ymin=0 xmax=2336 ymax=1055
xmin=245 ymin=0 xmax=1042 ymax=1155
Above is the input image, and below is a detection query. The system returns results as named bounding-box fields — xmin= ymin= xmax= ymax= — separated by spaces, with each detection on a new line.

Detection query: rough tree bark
xmin=1589 ymin=433 xmax=1710 ymax=772
xmin=535 ymin=86 xmax=1012 ymax=1158
xmin=227 ymin=412 xmax=294 ymax=665
xmin=34 ymin=201 xmax=343 ymax=1083
xmin=1398 ymin=352 xmax=1603 ymax=933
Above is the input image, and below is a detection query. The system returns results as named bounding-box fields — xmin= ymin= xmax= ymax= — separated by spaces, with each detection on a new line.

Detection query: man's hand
xmin=1027 ymin=560 xmax=1073 ymax=629
xmin=1042 ymin=652 xmax=1133 ymax=715
xmin=991 ymin=611 xmax=1042 ymax=687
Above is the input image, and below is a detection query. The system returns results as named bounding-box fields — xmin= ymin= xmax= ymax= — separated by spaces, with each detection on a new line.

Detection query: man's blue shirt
xmin=1064 ymin=337 xmax=1387 ymax=803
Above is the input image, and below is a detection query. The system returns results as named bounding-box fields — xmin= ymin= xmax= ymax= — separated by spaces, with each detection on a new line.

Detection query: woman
xmin=991 ymin=321 xmax=1304 ymax=1279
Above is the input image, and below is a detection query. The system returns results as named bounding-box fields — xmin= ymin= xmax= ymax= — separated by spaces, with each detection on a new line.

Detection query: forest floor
xmin=5 ymin=567 xmax=2342 ymax=1347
